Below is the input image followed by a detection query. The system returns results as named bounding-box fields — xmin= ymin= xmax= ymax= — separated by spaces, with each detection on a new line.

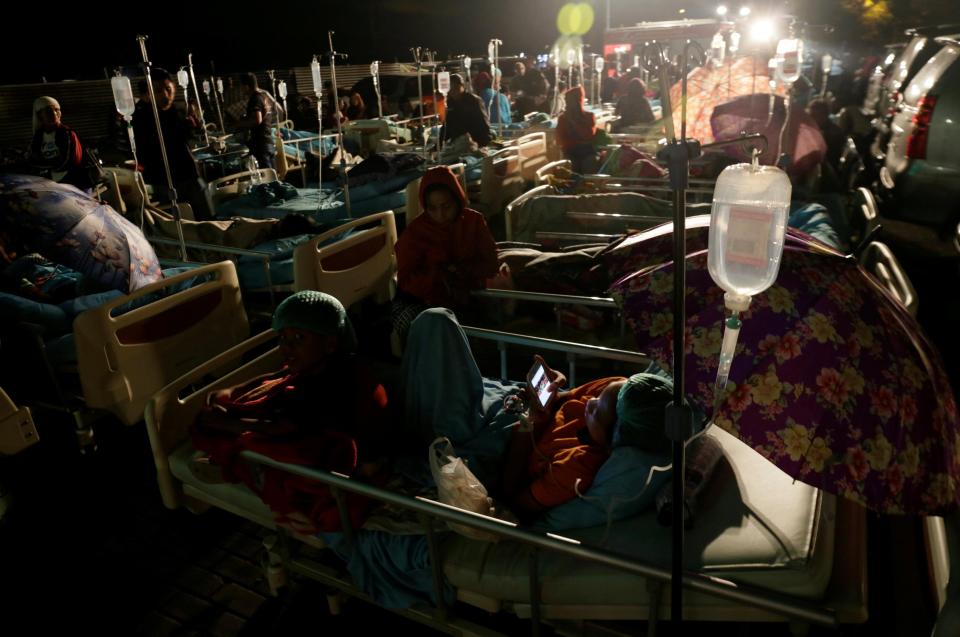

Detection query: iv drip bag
xmin=310 ymin=57 xmax=323 ymax=97
xmin=111 ymin=75 xmax=136 ymax=119
xmin=177 ymin=69 xmax=189 ymax=89
xmin=708 ymin=163 xmax=791 ymax=300
xmin=437 ymin=71 xmax=451 ymax=95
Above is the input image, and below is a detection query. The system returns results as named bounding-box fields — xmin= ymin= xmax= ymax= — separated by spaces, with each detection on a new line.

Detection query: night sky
xmin=0 ymin=0 xmax=906 ymax=85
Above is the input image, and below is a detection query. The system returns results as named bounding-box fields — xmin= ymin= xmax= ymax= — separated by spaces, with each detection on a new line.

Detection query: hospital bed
xmin=503 ymin=185 xmax=701 ymax=243
xmin=144 ymin=319 xmax=868 ymax=636
xmin=535 ymin=157 xmax=716 ymax=204
xmin=207 ymin=168 xmax=280 ymax=208
xmin=0 ymin=260 xmax=249 ymax=455
xmin=503 ymin=132 xmax=550 ymax=183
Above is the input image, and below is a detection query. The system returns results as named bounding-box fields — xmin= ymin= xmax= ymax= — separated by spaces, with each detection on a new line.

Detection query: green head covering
xmin=272 ymin=290 xmax=357 ymax=352
xmin=613 ymin=373 xmax=673 ymax=452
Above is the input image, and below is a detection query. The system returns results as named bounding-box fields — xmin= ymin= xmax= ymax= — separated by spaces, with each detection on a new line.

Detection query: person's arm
xmin=454 ymin=214 xmax=499 ymax=288
xmin=396 ymin=229 xmax=443 ymax=304
xmin=61 ymin=128 xmax=84 ymax=170
xmin=235 ymin=95 xmax=264 ymax=130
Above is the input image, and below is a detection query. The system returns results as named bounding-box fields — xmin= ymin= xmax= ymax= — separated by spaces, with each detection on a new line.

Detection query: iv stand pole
xmin=645 ymin=40 xmax=768 ymax=630
xmin=137 ymin=35 xmax=187 ymax=262
xmin=187 ymin=54 xmax=210 ymax=147
xmin=327 ymin=31 xmax=352 ymax=217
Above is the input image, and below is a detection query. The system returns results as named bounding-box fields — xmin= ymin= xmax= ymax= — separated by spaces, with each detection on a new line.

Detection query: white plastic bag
xmin=429 ymin=437 xmax=498 ymax=541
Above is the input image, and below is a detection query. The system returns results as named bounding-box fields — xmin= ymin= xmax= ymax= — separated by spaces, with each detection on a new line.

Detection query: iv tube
xmin=310 ymin=56 xmax=323 ymax=202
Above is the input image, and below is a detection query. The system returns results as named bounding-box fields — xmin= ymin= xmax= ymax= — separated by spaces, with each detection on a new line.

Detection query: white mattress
xmin=442 ymin=427 xmax=837 ymax=616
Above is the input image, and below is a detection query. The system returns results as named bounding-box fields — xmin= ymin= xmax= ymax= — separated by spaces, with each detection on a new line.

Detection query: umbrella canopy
xmin=0 ymin=174 xmax=161 ymax=294
xmin=609 ymin=216 xmax=960 ymax=515
xmin=711 ymin=94 xmax=826 ymax=180
xmin=667 ymin=56 xmax=788 ymax=145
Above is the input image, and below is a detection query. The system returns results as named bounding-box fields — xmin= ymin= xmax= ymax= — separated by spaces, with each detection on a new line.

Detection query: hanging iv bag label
xmin=725 ymin=206 xmax=773 ymax=267
xmin=781 ymin=51 xmax=799 ymax=78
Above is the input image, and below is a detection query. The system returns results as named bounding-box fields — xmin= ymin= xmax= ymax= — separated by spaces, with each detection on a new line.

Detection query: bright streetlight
xmin=749 ymin=18 xmax=775 ymax=43
xmin=717 ymin=5 xmax=728 ymax=16
xmin=739 ymin=6 xmax=751 ymax=17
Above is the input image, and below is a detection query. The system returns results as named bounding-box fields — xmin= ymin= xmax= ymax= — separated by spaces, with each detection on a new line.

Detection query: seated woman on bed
xmin=191 ymin=290 xmax=390 ymax=483
xmin=392 ymin=165 xmax=499 ymax=346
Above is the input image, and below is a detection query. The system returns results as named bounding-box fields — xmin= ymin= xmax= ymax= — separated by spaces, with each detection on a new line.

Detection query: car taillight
xmin=906 ymin=95 xmax=938 ymax=160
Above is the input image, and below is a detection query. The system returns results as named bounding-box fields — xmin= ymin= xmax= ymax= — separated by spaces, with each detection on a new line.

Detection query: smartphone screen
xmin=530 ymin=364 xmax=553 ymax=407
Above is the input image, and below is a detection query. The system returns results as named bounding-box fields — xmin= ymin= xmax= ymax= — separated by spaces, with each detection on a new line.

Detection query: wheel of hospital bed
xmin=0 ymin=387 xmax=39 ymax=456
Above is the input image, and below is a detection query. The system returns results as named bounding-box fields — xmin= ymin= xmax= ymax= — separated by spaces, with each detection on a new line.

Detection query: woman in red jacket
xmin=392 ymin=165 xmax=499 ymax=345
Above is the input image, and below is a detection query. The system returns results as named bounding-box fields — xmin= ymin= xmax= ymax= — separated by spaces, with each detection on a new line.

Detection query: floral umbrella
xmin=0 ymin=174 xmax=161 ymax=293
xmin=608 ymin=216 xmax=960 ymax=515
xmin=667 ymin=55 xmax=788 ymax=145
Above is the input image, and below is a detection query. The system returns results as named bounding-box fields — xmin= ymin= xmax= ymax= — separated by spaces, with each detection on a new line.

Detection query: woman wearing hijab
xmin=556 ymin=86 xmax=598 ymax=174
xmin=29 ymin=96 xmax=95 ymax=191
xmin=392 ymin=165 xmax=499 ymax=345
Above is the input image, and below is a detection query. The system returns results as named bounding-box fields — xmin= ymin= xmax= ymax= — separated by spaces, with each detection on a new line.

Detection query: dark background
xmin=1 ymin=0 xmax=955 ymax=85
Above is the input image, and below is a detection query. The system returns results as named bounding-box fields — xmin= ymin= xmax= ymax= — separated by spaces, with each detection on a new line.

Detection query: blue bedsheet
xmin=218 ymin=182 xmax=408 ymax=225
xmin=275 ymin=128 xmax=338 ymax=160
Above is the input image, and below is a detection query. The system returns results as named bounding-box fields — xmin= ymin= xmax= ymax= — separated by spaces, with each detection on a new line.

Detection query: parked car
xmin=871 ymin=26 xmax=960 ymax=161
xmin=881 ymin=37 xmax=960 ymax=232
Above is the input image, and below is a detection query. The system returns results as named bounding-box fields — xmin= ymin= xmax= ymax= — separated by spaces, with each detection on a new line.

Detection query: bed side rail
xmin=145 ymin=328 xmax=281 ymax=509
xmin=238 ymin=450 xmax=838 ymax=630
xmin=504 ymin=184 xmax=557 ymax=242
xmin=461 ymin=324 xmax=645 ymax=387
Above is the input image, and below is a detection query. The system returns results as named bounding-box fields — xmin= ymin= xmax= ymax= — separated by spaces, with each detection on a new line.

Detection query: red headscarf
xmin=473 ymin=71 xmax=493 ymax=92
xmin=396 ymin=166 xmax=499 ymax=306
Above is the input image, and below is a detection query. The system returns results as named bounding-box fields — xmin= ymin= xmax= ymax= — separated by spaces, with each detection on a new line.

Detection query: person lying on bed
xmin=392 ymin=165 xmax=499 ymax=346
xmin=401 ymin=308 xmax=672 ymax=524
xmin=191 ymin=290 xmax=390 ymax=483
xmin=499 ymin=357 xmax=672 ymax=523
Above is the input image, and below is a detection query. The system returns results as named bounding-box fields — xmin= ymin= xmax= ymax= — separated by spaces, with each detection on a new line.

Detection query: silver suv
xmin=881 ymin=37 xmax=960 ymax=231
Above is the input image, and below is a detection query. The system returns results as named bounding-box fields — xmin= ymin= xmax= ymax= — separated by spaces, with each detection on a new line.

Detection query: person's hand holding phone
xmin=525 ymin=355 xmax=566 ymax=418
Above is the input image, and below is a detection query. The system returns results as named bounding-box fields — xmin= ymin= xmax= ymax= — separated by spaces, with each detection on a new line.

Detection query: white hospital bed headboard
xmin=292 ymin=211 xmax=398 ymax=308
xmin=73 ymin=261 xmax=250 ymax=426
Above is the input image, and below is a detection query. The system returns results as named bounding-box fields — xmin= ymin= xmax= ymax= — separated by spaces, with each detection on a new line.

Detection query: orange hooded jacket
xmin=395 ymin=166 xmax=499 ymax=307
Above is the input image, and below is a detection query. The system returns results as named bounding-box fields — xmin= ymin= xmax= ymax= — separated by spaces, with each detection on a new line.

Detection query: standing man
xmin=512 ymin=60 xmax=549 ymax=115
xmin=443 ymin=74 xmax=492 ymax=148
xmin=235 ymin=73 xmax=277 ymax=170
xmin=132 ymin=68 xmax=213 ymax=219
